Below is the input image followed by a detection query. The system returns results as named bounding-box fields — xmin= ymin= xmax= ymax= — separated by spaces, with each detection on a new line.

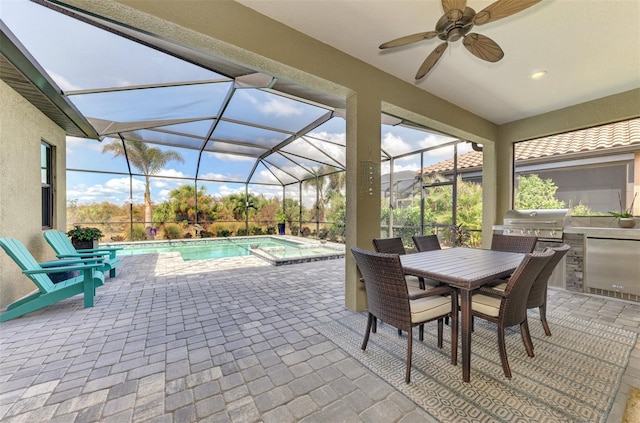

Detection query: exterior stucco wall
xmin=0 ymin=80 xmax=67 ymax=308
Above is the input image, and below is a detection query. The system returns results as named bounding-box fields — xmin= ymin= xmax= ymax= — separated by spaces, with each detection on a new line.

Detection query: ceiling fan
xmin=379 ymin=0 xmax=542 ymax=79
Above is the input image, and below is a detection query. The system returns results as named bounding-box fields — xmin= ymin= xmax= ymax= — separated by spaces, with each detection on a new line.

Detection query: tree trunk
xmin=144 ymin=180 xmax=153 ymax=239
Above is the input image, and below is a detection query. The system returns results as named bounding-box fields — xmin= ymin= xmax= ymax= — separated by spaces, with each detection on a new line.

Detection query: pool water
xmin=112 ymin=237 xmax=344 ymax=264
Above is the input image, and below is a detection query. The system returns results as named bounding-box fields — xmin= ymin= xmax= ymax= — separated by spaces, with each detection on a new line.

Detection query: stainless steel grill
xmin=502 ymin=209 xmax=569 ymax=241
xmin=501 ymin=208 xmax=569 ymax=288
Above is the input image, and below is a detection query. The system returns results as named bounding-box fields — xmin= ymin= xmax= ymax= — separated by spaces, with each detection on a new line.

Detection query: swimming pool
xmin=109 ymin=236 xmax=345 ymax=265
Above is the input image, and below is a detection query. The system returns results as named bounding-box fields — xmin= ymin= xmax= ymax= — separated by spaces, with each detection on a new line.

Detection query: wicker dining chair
xmin=351 ymin=247 xmax=458 ymax=383
xmin=490 ymin=233 xmax=538 ymax=253
xmin=372 ymin=237 xmax=435 ymax=289
xmin=412 ymin=234 xmax=442 ymax=252
xmin=372 ymin=237 xmax=407 ymax=255
xmin=372 ymin=237 xmax=425 ymax=335
xmin=470 ymin=249 xmax=554 ymax=379
xmin=490 ymin=244 xmax=570 ymax=337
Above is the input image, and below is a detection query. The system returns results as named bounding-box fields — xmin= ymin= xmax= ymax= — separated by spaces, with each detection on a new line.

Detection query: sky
xmin=1 ymin=0 xmax=471 ymax=208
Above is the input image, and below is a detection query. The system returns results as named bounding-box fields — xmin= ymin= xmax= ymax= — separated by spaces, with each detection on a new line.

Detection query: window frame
xmin=41 ymin=141 xmax=54 ymax=229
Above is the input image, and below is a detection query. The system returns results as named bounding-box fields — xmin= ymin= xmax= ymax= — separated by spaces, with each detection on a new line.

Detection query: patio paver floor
xmin=0 ymin=252 xmax=638 ymax=422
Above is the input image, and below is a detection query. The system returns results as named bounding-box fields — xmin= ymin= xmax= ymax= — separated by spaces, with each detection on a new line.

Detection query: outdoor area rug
xmin=317 ymin=311 xmax=637 ymax=423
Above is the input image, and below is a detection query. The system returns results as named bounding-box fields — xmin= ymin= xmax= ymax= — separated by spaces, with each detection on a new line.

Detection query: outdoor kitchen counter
xmin=564 ymin=226 xmax=640 ymax=240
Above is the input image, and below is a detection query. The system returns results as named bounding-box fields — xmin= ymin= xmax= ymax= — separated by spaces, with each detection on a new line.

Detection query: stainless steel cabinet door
xmin=585 ymin=237 xmax=640 ymax=296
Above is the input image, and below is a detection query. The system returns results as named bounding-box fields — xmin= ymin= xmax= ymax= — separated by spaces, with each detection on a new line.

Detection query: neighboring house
xmin=417 ymin=119 xmax=640 ymax=214
xmin=380 ymin=170 xmax=421 ymax=208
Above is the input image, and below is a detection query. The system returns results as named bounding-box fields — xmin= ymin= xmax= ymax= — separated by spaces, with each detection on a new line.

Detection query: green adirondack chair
xmin=0 ymin=238 xmax=105 ymax=322
xmin=44 ymin=230 xmax=122 ymax=278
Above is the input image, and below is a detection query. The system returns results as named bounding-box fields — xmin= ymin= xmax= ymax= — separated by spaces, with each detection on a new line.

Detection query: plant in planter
xmin=608 ymin=192 xmax=637 ymax=228
xmin=67 ymin=226 xmax=104 ymax=249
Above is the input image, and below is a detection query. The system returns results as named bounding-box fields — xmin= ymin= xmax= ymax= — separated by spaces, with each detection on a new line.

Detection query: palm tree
xmin=102 ymin=139 xmax=184 ymax=232
xmin=303 ymin=168 xmax=346 ymax=222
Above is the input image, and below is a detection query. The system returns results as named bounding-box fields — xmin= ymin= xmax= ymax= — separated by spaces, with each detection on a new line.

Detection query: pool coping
xmin=249 ymin=239 xmax=345 ymax=266
xmin=104 ymin=235 xmax=345 ymax=266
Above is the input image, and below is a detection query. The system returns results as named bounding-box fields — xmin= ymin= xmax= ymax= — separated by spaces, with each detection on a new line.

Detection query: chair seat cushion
xmin=406 ymin=275 xmax=441 ymax=289
xmin=410 ymin=295 xmax=451 ymax=323
xmin=405 ymin=275 xmax=422 ymax=288
xmin=471 ymin=294 xmax=501 ymax=317
xmin=490 ymin=282 xmax=508 ymax=291
xmin=407 ymin=284 xmax=426 ymax=297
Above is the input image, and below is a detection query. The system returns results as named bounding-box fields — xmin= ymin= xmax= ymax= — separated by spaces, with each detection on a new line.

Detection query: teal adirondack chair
xmin=44 ymin=230 xmax=122 ymax=278
xmin=0 ymin=238 xmax=105 ymax=322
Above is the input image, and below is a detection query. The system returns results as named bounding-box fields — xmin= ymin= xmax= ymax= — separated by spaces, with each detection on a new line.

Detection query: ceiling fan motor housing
xmin=437 ymin=7 xmax=475 ymax=42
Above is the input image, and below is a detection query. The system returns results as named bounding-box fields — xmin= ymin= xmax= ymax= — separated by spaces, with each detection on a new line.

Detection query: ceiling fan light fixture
xmin=531 ymin=70 xmax=547 ymax=80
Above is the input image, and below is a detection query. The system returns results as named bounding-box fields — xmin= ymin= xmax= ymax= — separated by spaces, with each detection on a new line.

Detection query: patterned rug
xmin=317 ymin=311 xmax=637 ymax=423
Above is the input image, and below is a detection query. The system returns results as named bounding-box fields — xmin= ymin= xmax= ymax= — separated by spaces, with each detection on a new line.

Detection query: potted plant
xmin=67 ymin=226 xmax=103 ymax=249
xmin=276 ymin=211 xmax=286 ymax=235
xmin=608 ymin=192 xmax=637 ymax=228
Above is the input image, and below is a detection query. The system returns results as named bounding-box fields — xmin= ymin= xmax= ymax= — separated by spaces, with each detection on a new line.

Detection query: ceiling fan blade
xmin=379 ymin=31 xmax=438 ymax=49
xmin=473 ymin=0 xmax=542 ymax=26
xmin=462 ymin=33 xmax=504 ymax=62
xmin=416 ymin=42 xmax=448 ymax=80
xmin=442 ymin=0 xmax=467 ymax=14
xmin=442 ymin=0 xmax=467 ymax=20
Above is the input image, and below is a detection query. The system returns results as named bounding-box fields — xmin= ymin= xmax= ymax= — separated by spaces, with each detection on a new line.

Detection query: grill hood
xmin=502 ymin=209 xmax=569 ymax=240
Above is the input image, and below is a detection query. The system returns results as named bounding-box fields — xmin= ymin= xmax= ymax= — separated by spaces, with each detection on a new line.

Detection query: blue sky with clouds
xmin=2 ymin=0 xmax=469 ymax=208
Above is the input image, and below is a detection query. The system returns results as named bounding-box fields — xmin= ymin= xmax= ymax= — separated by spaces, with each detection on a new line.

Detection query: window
xmin=41 ymin=142 xmax=53 ymax=228
xmin=513 ymin=120 xmax=639 ymax=215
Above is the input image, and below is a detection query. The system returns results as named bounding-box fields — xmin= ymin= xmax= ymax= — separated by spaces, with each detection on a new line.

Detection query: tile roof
xmin=421 ymin=118 xmax=640 ymax=175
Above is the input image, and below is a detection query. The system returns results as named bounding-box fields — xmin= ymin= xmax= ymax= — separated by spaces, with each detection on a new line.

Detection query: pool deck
xmin=0 ymin=254 xmax=638 ymax=422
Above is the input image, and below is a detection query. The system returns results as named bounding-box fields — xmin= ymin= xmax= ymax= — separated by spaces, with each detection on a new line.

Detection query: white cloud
xmin=66 ymin=136 xmax=105 ymax=155
xmin=381 ymin=132 xmax=412 ymax=156
xmin=285 ymin=136 xmax=345 ymax=166
xmin=208 ymin=152 xmax=255 ymax=162
xmin=157 ymin=188 xmax=172 ymax=201
xmin=258 ymin=98 xmax=302 ymax=117
xmin=249 ymin=184 xmax=281 ymax=199
xmin=152 ymin=180 xmax=170 ymax=189
xmin=381 ymin=162 xmax=420 ymax=175
xmin=47 ymin=69 xmax=83 ymax=92
xmin=238 ymin=90 xmax=302 ymax=117
xmin=155 ymin=168 xmax=187 ymax=178
xmin=217 ymin=184 xmax=246 ymax=197
xmin=307 ymin=131 xmax=346 ymax=144
xmin=199 ymin=172 xmax=235 ymax=181
xmin=67 ymin=177 xmax=145 ymax=205
xmin=255 ymin=169 xmax=280 ymax=184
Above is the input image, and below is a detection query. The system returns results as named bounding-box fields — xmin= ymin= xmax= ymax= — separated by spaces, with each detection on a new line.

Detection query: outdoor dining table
xmin=400 ymin=247 xmax=525 ymax=383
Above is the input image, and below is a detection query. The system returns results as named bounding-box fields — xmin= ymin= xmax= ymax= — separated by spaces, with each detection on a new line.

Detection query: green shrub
xmin=301 ymin=227 xmax=311 ymax=237
xmin=266 ymin=226 xmax=276 ymax=235
xmin=131 ymin=224 xmax=147 ymax=241
xmin=216 ymin=228 xmax=232 ymax=237
xmin=251 ymin=226 xmax=263 ymax=235
xmin=236 ymin=228 xmax=248 ymax=236
xmin=163 ymin=223 xmax=182 ymax=240
xmin=290 ymin=225 xmax=299 ymax=236
xmin=200 ymin=230 xmax=213 ymax=238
